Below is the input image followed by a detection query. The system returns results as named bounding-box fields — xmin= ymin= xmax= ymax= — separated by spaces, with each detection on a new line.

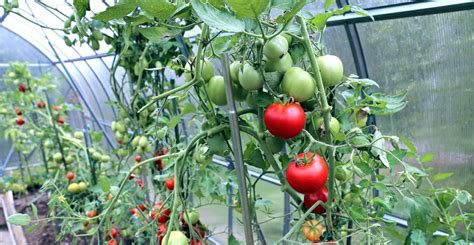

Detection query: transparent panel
xmin=357 ymin=10 xmax=474 ymax=213
xmin=349 ymin=0 xmax=414 ymax=8
xmin=324 ymin=26 xmax=357 ymax=76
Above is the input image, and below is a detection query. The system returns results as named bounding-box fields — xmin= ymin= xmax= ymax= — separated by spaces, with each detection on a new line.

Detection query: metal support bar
xmin=221 ymin=54 xmax=254 ymax=245
xmin=327 ymin=1 xmax=474 ymax=26
xmin=226 ymin=159 xmax=235 ymax=236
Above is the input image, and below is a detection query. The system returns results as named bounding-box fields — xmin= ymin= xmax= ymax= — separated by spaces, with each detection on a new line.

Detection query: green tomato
xmin=317 ymin=55 xmax=344 ymax=87
xmin=264 ymin=53 xmax=293 ymax=73
xmin=115 ymin=122 xmax=126 ymax=133
xmin=164 ymin=231 xmax=188 ymax=245
xmin=315 ymin=116 xmax=340 ymax=134
xmin=74 ymin=131 xmax=84 ymax=140
xmin=206 ymin=76 xmax=227 ymax=106
xmin=0 ymin=108 xmax=7 ymax=115
xmin=201 ymin=59 xmax=214 ymax=81
xmin=183 ymin=210 xmax=200 ymax=225
xmin=138 ymin=136 xmax=148 ymax=148
xmin=53 ymin=153 xmax=63 ymax=163
xmin=119 ymin=108 xmax=128 ymax=118
xmin=92 ymin=152 xmax=102 ymax=161
xmin=44 ymin=140 xmax=53 ymax=148
xmin=281 ymin=32 xmax=293 ymax=45
xmin=232 ymin=82 xmax=248 ymax=101
xmin=265 ymin=136 xmax=285 ymax=154
xmin=281 ymin=67 xmax=315 ymax=102
xmin=239 ymin=62 xmax=263 ymax=90
xmin=131 ymin=136 xmax=140 ymax=147
xmin=101 ymin=155 xmax=110 ymax=163
xmin=230 ymin=60 xmax=241 ymax=82
xmin=65 ymin=155 xmax=75 ymax=164
xmin=263 ymin=35 xmax=289 ymax=61
xmin=335 ymin=164 xmax=352 ymax=182
xmin=117 ymin=148 xmax=128 ymax=157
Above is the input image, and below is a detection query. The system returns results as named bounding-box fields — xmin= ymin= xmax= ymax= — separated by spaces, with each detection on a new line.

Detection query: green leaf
xmin=373 ymin=183 xmax=389 ymax=193
xmin=7 ymin=213 xmax=31 ymax=226
xmin=433 ymin=172 xmax=453 ymax=182
xmin=154 ymin=172 xmax=171 ymax=181
xmin=168 ymin=114 xmax=183 ymax=129
xmin=138 ymin=0 xmax=176 ymax=21
xmin=99 ymin=176 xmax=111 ymax=193
xmin=138 ymin=27 xmax=181 ymax=44
xmin=409 ymin=229 xmax=426 ymax=245
xmin=73 ymin=0 xmax=90 ymax=19
xmin=271 ymin=0 xmax=295 ymax=10
xmin=228 ymin=234 xmax=241 ymax=245
xmin=347 ymin=77 xmax=379 ymax=87
xmin=455 ymin=190 xmax=472 ymax=205
xmin=275 ymin=0 xmax=306 ymax=24
xmin=244 ymin=141 xmax=269 ymax=170
xmin=371 ymin=130 xmax=389 ymax=168
xmin=419 ymin=153 xmax=434 ymax=164
xmin=310 ymin=5 xmax=351 ymax=30
xmin=351 ymin=6 xmax=374 ymax=21
xmin=372 ymin=197 xmax=392 ymax=211
xmin=348 ymin=206 xmax=367 ymax=221
xmin=180 ymin=103 xmax=196 ymax=115
xmin=207 ymin=133 xmax=228 ymax=155
xmin=324 ymin=0 xmax=335 ymax=11
xmin=403 ymin=196 xmax=431 ymax=232
xmin=227 ymin=0 xmax=270 ymax=19
xmin=348 ymin=135 xmax=370 ymax=148
xmin=191 ymin=0 xmax=246 ymax=33
xmin=400 ymin=136 xmax=417 ymax=154
xmin=31 ymin=203 xmax=38 ymax=219
xmin=93 ymin=2 xmax=137 ymax=21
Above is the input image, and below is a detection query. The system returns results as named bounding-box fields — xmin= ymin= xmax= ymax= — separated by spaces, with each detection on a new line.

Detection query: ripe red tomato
xmin=86 ymin=210 xmax=97 ymax=217
xmin=53 ymin=106 xmax=61 ymax=112
xmin=135 ymin=155 xmax=142 ymax=162
xmin=18 ymin=84 xmax=27 ymax=92
xmin=57 ymin=118 xmax=65 ymax=124
xmin=129 ymin=208 xmax=137 ymax=215
xmin=286 ymin=152 xmax=328 ymax=194
xmin=138 ymin=203 xmax=146 ymax=211
xmin=165 ymin=177 xmax=175 ymax=190
xmin=156 ymin=223 xmax=167 ymax=237
xmin=264 ymin=103 xmax=306 ymax=139
xmin=304 ymin=186 xmax=329 ymax=214
xmin=107 ymin=239 xmax=117 ymax=245
xmin=37 ymin=101 xmax=46 ymax=108
xmin=16 ymin=118 xmax=25 ymax=125
xmin=136 ymin=178 xmax=144 ymax=188
xmin=66 ymin=172 xmax=74 ymax=180
xmin=111 ymin=228 xmax=118 ymax=238
xmin=128 ymin=174 xmax=135 ymax=180
xmin=83 ymin=221 xmax=89 ymax=227
xmin=153 ymin=202 xmax=171 ymax=223
xmin=14 ymin=108 xmax=22 ymax=116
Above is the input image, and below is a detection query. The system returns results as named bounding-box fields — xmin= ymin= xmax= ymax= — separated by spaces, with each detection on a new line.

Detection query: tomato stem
xmin=297 ymin=15 xmax=337 ymax=234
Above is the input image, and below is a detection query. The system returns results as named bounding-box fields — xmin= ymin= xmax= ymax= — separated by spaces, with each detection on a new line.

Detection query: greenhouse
xmin=0 ymin=0 xmax=473 ymax=244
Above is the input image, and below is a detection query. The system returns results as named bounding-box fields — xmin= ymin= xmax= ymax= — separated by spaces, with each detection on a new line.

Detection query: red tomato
xmin=111 ymin=228 xmax=118 ymax=238
xmin=154 ymin=152 xmax=164 ymax=171
xmin=83 ymin=221 xmax=89 ymax=227
xmin=14 ymin=108 xmax=22 ymax=116
xmin=156 ymin=223 xmax=167 ymax=243
xmin=66 ymin=172 xmax=75 ymax=180
xmin=18 ymin=84 xmax=27 ymax=92
xmin=135 ymin=155 xmax=142 ymax=162
xmin=128 ymin=174 xmax=135 ymax=180
xmin=264 ymin=103 xmax=306 ymax=139
xmin=136 ymin=178 xmax=144 ymax=188
xmin=37 ymin=101 xmax=46 ymax=108
xmin=160 ymin=148 xmax=169 ymax=155
xmin=53 ymin=106 xmax=61 ymax=112
xmin=165 ymin=177 xmax=175 ymax=190
xmin=107 ymin=239 xmax=117 ymax=245
xmin=304 ymin=186 xmax=329 ymax=214
xmin=129 ymin=208 xmax=137 ymax=215
xmin=86 ymin=210 xmax=97 ymax=217
xmin=57 ymin=118 xmax=65 ymax=124
xmin=138 ymin=203 xmax=146 ymax=211
xmin=153 ymin=202 xmax=171 ymax=223
xmin=286 ymin=152 xmax=328 ymax=194
xmin=16 ymin=118 xmax=25 ymax=125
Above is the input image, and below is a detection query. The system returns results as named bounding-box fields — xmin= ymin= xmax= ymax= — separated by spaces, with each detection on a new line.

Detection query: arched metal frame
xmin=1 ymin=1 xmax=473 ymax=244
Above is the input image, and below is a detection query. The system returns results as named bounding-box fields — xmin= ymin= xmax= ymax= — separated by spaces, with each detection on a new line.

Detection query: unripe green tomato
xmin=264 ymin=53 xmax=293 ymax=73
xmin=68 ymin=183 xmax=80 ymax=193
xmin=35 ymin=131 xmax=44 ymax=137
xmin=265 ymin=136 xmax=285 ymax=154
xmin=0 ymin=108 xmax=7 ymax=115
xmin=44 ymin=140 xmax=53 ymax=148
xmin=115 ymin=122 xmax=126 ymax=133
xmin=92 ymin=152 xmax=102 ymax=161
xmin=229 ymin=61 xmax=241 ymax=82
xmin=202 ymin=59 xmax=214 ymax=81
xmin=91 ymin=39 xmax=100 ymax=51
xmin=335 ymin=164 xmax=352 ymax=182
xmin=232 ymin=82 xmax=248 ymax=101
xmin=119 ymin=108 xmax=128 ymax=118
xmin=138 ymin=136 xmax=148 ymax=148
xmin=74 ymin=131 xmax=84 ymax=140
xmin=89 ymin=148 xmax=96 ymax=153
xmin=121 ymin=229 xmax=129 ymax=237
xmin=281 ymin=32 xmax=293 ymax=45
xmin=111 ymin=121 xmax=117 ymax=132
xmin=131 ymin=137 xmax=140 ymax=147
xmin=78 ymin=182 xmax=87 ymax=192
xmin=239 ymin=63 xmax=263 ymax=90
xmin=122 ymin=134 xmax=130 ymax=142
xmin=317 ymin=55 xmax=344 ymax=87
xmin=8 ymin=72 xmax=16 ymax=78
xmin=115 ymin=131 xmax=123 ymax=140
xmin=136 ymin=146 xmax=144 ymax=154
xmin=104 ymin=35 xmax=113 ymax=45
xmin=281 ymin=67 xmax=315 ymax=102
xmin=92 ymin=29 xmax=103 ymax=41
xmin=164 ymin=231 xmax=188 ymax=245
xmin=53 ymin=153 xmax=63 ymax=163
xmin=13 ymin=79 xmax=20 ymax=85
xmin=117 ymin=148 xmax=128 ymax=157
xmin=101 ymin=155 xmax=110 ymax=163
xmin=183 ymin=210 xmax=200 ymax=225
xmin=65 ymin=155 xmax=75 ymax=164
xmin=144 ymin=144 xmax=153 ymax=153
xmin=206 ymin=76 xmax=227 ymax=106
xmin=315 ymin=116 xmax=340 ymax=134
xmin=263 ymin=35 xmax=289 ymax=61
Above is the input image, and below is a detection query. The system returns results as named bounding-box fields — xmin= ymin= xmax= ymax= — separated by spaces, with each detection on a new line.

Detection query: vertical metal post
xmin=221 ymin=54 xmax=254 ymax=244
xmin=283 ymin=192 xmax=291 ymax=237
xmin=226 ymin=159 xmax=235 ymax=236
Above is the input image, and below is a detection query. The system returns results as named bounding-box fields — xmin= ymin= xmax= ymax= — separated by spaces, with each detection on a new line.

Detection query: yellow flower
xmin=58 ymin=195 xmax=66 ymax=203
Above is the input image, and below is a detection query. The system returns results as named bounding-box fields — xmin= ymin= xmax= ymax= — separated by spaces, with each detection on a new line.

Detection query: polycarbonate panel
xmin=324 ymin=26 xmax=357 ymax=76
xmin=357 ymin=10 xmax=474 ymax=201
xmin=349 ymin=0 xmax=414 ymax=9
